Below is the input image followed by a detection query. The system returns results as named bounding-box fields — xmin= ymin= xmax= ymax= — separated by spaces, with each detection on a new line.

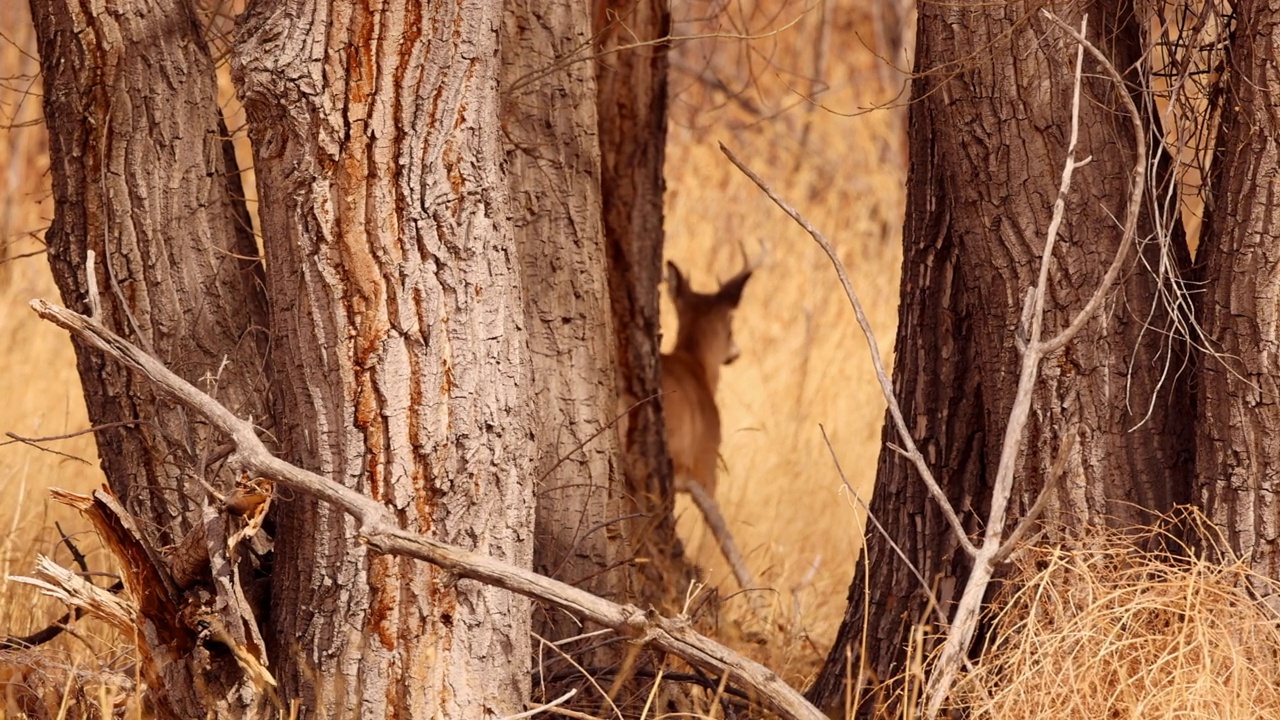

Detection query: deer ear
xmin=666 ymin=261 xmax=688 ymax=302
xmin=718 ymin=269 xmax=753 ymax=307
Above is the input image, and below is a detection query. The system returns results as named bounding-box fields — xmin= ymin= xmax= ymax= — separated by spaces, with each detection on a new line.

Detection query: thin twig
xmin=684 ymin=482 xmax=763 ymax=602
xmin=992 ymin=432 xmax=1076 ymax=566
xmin=820 ymin=426 xmax=949 ymax=627
xmin=1037 ymin=12 xmax=1149 ymax=356
xmin=924 ymin=13 xmax=1151 ymax=716
xmin=502 ymin=689 xmax=578 ymax=720
xmin=718 ymin=143 xmax=977 ymax=560
xmin=1 ymin=433 xmax=93 ymax=465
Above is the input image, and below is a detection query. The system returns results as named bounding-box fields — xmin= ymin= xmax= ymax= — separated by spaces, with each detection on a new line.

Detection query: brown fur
xmin=660 ymin=261 xmax=752 ymax=497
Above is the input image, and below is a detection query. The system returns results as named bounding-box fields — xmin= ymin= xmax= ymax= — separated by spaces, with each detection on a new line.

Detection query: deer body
xmin=660 ymin=260 xmax=753 ymax=498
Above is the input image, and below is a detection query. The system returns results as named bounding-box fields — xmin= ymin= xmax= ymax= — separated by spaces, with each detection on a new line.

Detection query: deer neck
xmin=674 ymin=337 xmax=723 ymax=394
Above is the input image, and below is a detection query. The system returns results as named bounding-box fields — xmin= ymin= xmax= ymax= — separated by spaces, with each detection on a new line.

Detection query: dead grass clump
xmin=951 ymin=523 xmax=1280 ymax=719
xmin=0 ymin=647 xmax=136 ymax=720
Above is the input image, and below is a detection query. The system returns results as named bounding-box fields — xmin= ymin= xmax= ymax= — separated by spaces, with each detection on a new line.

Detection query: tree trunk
xmin=594 ymin=0 xmax=703 ymax=611
xmin=499 ymin=0 xmax=648 ymax=704
xmin=28 ymin=0 xmax=271 ymax=715
xmin=809 ymin=0 xmax=1195 ymax=712
xmin=233 ymin=0 xmax=536 ymax=715
xmin=1195 ymin=0 xmax=1280 ymax=592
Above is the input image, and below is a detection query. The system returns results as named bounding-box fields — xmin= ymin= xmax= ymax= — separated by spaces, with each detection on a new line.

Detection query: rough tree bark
xmin=232 ymin=0 xmax=536 ymax=715
xmin=1196 ymin=0 xmax=1280 ymax=596
xmin=594 ymin=0 xmax=703 ymax=612
xmin=809 ymin=1 xmax=1195 ymax=712
xmin=28 ymin=0 xmax=271 ymax=715
xmin=499 ymin=0 xmax=647 ymax=703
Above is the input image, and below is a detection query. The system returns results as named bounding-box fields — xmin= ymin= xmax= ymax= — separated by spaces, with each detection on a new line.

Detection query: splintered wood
xmin=21 ymin=481 xmax=282 ymax=715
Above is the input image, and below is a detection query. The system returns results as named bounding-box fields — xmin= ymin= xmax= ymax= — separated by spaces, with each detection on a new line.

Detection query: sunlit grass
xmin=663 ymin=0 xmax=906 ymax=682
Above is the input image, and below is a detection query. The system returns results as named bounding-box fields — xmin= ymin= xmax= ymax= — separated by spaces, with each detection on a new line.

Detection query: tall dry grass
xmin=950 ymin=517 xmax=1280 ymax=719
xmin=662 ymin=0 xmax=907 ymax=678
xmin=0 ymin=1 xmax=106 ymax=630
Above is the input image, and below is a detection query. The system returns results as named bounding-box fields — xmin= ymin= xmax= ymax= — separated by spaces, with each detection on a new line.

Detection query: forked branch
xmin=28 ymin=298 xmax=825 ymax=720
xmin=922 ymin=14 xmax=1148 ymax=717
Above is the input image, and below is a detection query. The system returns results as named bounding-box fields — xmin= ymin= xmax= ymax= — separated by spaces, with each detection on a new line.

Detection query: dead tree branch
xmin=10 ymin=556 xmax=136 ymax=636
xmin=27 ymin=298 xmax=826 ymax=720
xmin=684 ymin=481 xmax=761 ymax=598
xmin=922 ymin=14 xmax=1148 ymax=715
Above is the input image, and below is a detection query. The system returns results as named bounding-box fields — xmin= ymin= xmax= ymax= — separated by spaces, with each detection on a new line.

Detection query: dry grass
xmin=662 ymin=0 xmax=907 ymax=680
xmin=0 ymin=1 xmax=107 ymax=637
xmin=950 ymin=518 xmax=1280 ymax=719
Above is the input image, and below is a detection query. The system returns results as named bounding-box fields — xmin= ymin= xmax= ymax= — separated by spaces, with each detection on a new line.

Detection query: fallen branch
xmin=29 ymin=298 xmax=826 ymax=720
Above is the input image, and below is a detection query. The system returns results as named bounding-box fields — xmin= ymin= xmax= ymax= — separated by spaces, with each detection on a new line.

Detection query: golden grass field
xmin=0 ymin=0 xmax=907 ymax=699
xmin=6 ymin=2 xmax=1280 ymax=719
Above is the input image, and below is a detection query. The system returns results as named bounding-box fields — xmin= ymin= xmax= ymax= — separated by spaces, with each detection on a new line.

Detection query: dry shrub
xmin=951 ymin=518 xmax=1280 ymax=720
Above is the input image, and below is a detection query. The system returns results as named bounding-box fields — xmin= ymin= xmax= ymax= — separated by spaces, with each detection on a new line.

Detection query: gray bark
xmin=28 ymin=0 xmax=271 ymax=715
xmin=233 ymin=0 xmax=536 ymax=715
xmin=499 ymin=0 xmax=641 ymax=699
xmin=1196 ymin=0 xmax=1280 ymax=598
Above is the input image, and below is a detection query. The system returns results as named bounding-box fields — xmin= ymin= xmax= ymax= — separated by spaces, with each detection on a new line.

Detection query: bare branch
xmin=924 ymin=12 xmax=1152 ymax=716
xmin=991 ymin=432 xmax=1076 ymax=566
xmin=1037 ymin=11 xmax=1149 ymax=356
xmin=685 ymin=481 xmax=763 ymax=601
xmin=820 ymin=426 xmax=949 ymax=627
xmin=920 ymin=18 xmax=1091 ymax=714
xmin=718 ymin=143 xmax=978 ymax=560
xmin=501 ymin=689 xmax=578 ymax=720
xmin=9 ymin=556 xmax=136 ymax=635
xmin=28 ymin=298 xmax=825 ymax=720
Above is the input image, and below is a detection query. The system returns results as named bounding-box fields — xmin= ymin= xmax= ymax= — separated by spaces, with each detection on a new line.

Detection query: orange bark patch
xmin=366 ymin=554 xmax=398 ymax=651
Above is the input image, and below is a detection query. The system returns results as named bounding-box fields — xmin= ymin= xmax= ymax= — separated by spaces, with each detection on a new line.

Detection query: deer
xmin=661 ymin=259 xmax=752 ymax=497
xmin=660 ymin=245 xmax=764 ymax=596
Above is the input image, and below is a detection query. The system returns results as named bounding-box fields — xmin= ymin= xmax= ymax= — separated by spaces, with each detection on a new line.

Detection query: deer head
xmin=665 ymin=261 xmax=752 ymax=388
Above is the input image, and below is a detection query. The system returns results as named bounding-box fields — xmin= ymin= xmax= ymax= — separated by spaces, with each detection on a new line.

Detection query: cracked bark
xmin=28 ymin=0 xmax=271 ymax=715
xmin=1196 ymin=0 xmax=1280 ymax=600
xmin=808 ymin=1 xmax=1194 ymax=713
xmin=233 ymin=0 xmax=536 ymax=715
